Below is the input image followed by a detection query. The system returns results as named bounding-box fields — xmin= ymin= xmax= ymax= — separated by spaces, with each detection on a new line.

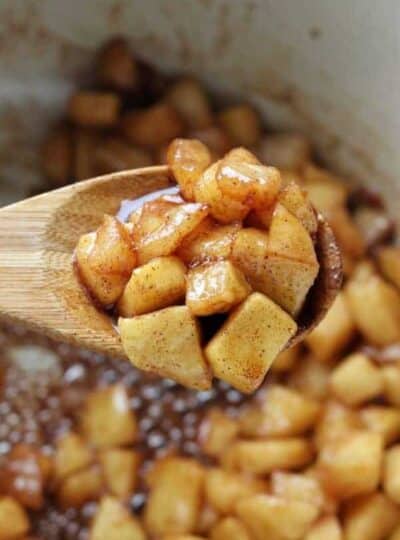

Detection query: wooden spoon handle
xmin=0 ymin=166 xmax=171 ymax=357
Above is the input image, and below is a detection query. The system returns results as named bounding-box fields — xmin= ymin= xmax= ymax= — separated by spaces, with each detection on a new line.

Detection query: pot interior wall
xmin=0 ymin=0 xmax=399 ymax=218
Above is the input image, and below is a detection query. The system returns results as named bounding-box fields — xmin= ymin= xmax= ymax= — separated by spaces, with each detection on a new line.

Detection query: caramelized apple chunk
xmin=119 ymin=306 xmax=211 ymax=390
xmin=76 ymin=216 xmax=136 ymax=306
xmin=205 ymin=293 xmax=297 ymax=393
xmin=145 ymin=457 xmax=205 ymax=536
xmin=177 ymin=219 xmax=240 ymax=266
xmin=135 ymin=202 xmax=209 ymax=265
xmin=217 ymin=150 xmax=281 ymax=210
xmin=80 ymin=385 xmax=137 ymax=448
xmin=0 ymin=497 xmax=30 ymax=540
xmin=167 ymin=138 xmax=212 ymax=200
xmin=193 ymin=161 xmax=250 ymax=223
xmin=186 ymin=261 xmax=251 ymax=316
xmin=90 ymin=496 xmax=145 ymax=540
xmin=118 ymin=256 xmax=187 ymax=317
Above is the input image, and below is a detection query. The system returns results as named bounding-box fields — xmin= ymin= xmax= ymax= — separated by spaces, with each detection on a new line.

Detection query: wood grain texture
xmin=0 ymin=165 xmax=341 ymax=357
xmin=0 ymin=166 xmax=171 ymax=358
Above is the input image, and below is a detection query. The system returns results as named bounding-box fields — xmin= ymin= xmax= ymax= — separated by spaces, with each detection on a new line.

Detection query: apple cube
xmin=383 ymin=445 xmax=400 ymax=504
xmin=236 ymin=494 xmax=319 ymax=540
xmin=99 ymin=449 xmax=140 ymax=499
xmin=305 ymin=292 xmax=355 ymax=362
xmin=343 ymin=492 xmax=399 ymax=540
xmin=346 ymin=261 xmax=400 ymax=345
xmin=177 ymin=220 xmax=240 ymax=266
xmin=204 ymin=468 xmax=266 ymax=514
xmin=256 ymin=133 xmax=311 ymax=171
xmin=118 ymin=256 xmax=186 ymax=317
xmin=81 ymin=385 xmax=137 ymax=448
xmin=90 ymin=496 xmax=145 ymax=540
xmin=166 ymin=78 xmax=212 ymax=130
xmin=210 ymin=517 xmax=251 ymax=540
xmin=377 ymin=246 xmax=400 ymax=289
xmin=278 ymin=181 xmax=318 ymax=235
xmin=205 ymin=293 xmax=297 ymax=393
xmin=0 ymin=497 xmax=30 ymax=540
xmin=288 ymin=355 xmax=331 ymax=401
xmin=58 ymin=465 xmax=103 ymax=508
xmin=217 ymin=156 xmax=281 ymax=210
xmin=218 ymin=105 xmax=261 ymax=147
xmin=186 ymin=261 xmax=251 ymax=316
xmin=360 ymin=406 xmax=400 ymax=446
xmin=145 ymin=457 xmax=204 ymax=536
xmin=199 ymin=408 xmax=239 ymax=458
xmin=227 ymin=438 xmax=314 ymax=474
xmin=119 ymin=306 xmax=211 ymax=390
xmin=330 ymin=353 xmax=384 ymax=406
xmin=318 ymin=430 xmax=383 ymax=499
xmin=167 ymin=138 xmax=212 ymax=200
xmin=136 ymin=202 xmax=209 ymax=265
xmin=193 ymin=161 xmax=249 ymax=223
xmin=54 ymin=432 xmax=93 ymax=482
xmin=239 ymin=385 xmax=320 ymax=437
xmin=305 ymin=517 xmax=343 ymax=540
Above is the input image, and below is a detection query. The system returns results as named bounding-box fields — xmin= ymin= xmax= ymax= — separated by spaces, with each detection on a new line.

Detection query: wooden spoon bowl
xmin=0 ymin=166 xmax=342 ymax=358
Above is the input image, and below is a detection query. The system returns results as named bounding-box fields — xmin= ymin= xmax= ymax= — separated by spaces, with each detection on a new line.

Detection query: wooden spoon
xmin=0 ymin=166 xmax=342 ymax=358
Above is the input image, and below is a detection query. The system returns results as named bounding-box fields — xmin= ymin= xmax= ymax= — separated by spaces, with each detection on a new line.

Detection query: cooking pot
xmin=0 ymin=0 xmax=399 ymax=214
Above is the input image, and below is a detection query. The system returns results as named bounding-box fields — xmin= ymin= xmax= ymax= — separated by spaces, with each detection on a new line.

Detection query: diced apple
xmin=360 ymin=406 xmax=400 ymax=446
xmin=99 ymin=449 xmax=140 ymax=499
xmin=193 ymin=162 xmax=249 ymax=223
xmin=268 ymin=203 xmax=318 ymax=265
xmin=317 ymin=430 xmax=383 ymax=499
xmin=236 ymin=494 xmax=319 ymax=540
xmin=305 ymin=516 xmax=343 ymax=540
xmin=205 ymin=293 xmax=297 ymax=393
xmin=303 ymin=163 xmax=349 ymax=214
xmin=54 ymin=432 xmax=93 ymax=482
xmin=0 ymin=497 xmax=30 ymax=540
xmin=288 ymin=354 xmax=331 ymax=401
xmin=210 ymin=517 xmax=251 ymax=540
xmin=167 ymin=138 xmax=212 ymax=200
xmin=119 ymin=306 xmax=211 ymax=390
xmin=90 ymin=496 xmax=146 ymax=540
xmin=165 ymin=78 xmax=213 ymax=130
xmin=343 ymin=492 xmax=399 ymax=540
xmin=186 ymin=261 xmax=251 ymax=316
xmin=177 ymin=220 xmax=240 ymax=266
xmin=217 ymin=154 xmax=281 ymax=210
xmin=199 ymin=409 xmax=239 ymax=458
xmin=271 ymin=471 xmax=325 ymax=513
xmin=376 ymin=246 xmax=400 ymax=289
xmin=239 ymin=384 xmax=320 ymax=437
xmin=346 ymin=262 xmax=400 ymax=345
xmin=226 ymin=438 xmax=314 ymax=474
xmin=205 ymin=468 xmax=266 ymax=514
xmin=58 ymin=465 xmax=103 ymax=508
xmin=118 ymin=256 xmax=186 ymax=317
xmin=305 ymin=292 xmax=355 ymax=362
xmin=330 ymin=353 xmax=384 ymax=406
xmin=218 ymin=105 xmax=261 ymax=147
xmin=81 ymin=385 xmax=137 ymax=448
xmin=278 ymin=181 xmax=318 ymax=235
xmin=136 ymin=202 xmax=209 ymax=265
xmin=256 ymin=133 xmax=311 ymax=171
xmin=76 ymin=231 xmax=131 ymax=306
xmin=258 ymin=254 xmax=319 ymax=316
xmin=145 ymin=457 xmax=204 ymax=536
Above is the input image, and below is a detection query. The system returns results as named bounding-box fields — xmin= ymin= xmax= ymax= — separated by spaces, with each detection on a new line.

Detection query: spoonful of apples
xmin=0 ymin=139 xmax=342 ymax=393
